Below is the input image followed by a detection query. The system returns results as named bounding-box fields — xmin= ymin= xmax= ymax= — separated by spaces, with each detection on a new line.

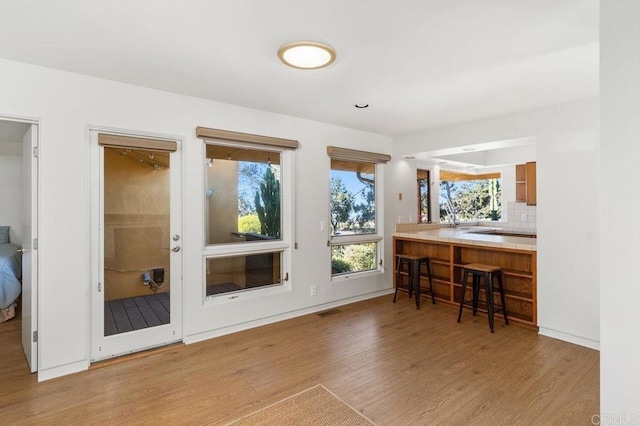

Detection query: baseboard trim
xmin=184 ymin=289 xmax=394 ymax=345
xmin=539 ymin=327 xmax=600 ymax=351
xmin=38 ymin=359 xmax=89 ymax=382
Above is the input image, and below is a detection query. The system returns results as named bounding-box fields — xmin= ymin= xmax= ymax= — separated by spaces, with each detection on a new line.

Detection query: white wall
xmin=0 ymin=141 xmax=23 ymax=245
xmin=392 ymin=98 xmax=600 ymax=349
xmin=0 ymin=58 xmax=393 ymax=380
xmin=600 ymin=0 xmax=640 ymax=415
xmin=385 ymin=158 xmax=419 ymax=226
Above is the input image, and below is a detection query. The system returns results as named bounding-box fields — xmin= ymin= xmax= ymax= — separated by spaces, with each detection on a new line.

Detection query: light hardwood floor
xmin=0 ymin=296 xmax=599 ymax=425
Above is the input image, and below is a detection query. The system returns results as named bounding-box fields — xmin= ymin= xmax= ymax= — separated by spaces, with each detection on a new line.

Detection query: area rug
xmin=227 ymin=384 xmax=375 ymax=425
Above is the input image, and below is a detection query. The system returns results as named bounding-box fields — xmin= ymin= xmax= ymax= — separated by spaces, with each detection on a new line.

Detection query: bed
xmin=0 ymin=226 xmax=22 ymax=317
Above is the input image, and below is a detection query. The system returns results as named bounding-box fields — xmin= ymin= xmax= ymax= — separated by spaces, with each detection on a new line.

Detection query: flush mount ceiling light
xmin=278 ymin=41 xmax=336 ymax=69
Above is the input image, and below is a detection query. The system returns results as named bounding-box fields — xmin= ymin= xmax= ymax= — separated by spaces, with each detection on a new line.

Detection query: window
xmin=439 ymin=170 xmax=501 ymax=222
xmin=417 ymin=169 xmax=431 ymax=223
xmin=197 ymin=126 xmax=298 ymax=298
xmin=204 ymin=144 xmax=282 ymax=245
xmin=327 ymin=146 xmax=389 ymax=277
xmin=206 ymin=252 xmax=282 ymax=296
xmin=331 ymin=242 xmax=377 ymax=275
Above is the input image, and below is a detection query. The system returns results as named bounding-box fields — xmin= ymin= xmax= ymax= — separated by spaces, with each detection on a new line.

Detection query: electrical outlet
xmin=320 ymin=221 xmax=327 ymax=231
xmin=141 ymin=272 xmax=151 ymax=286
xmin=311 ymin=285 xmax=317 ymax=296
xmin=521 ymin=213 xmax=528 ymax=221
xmin=153 ymin=268 xmax=165 ymax=284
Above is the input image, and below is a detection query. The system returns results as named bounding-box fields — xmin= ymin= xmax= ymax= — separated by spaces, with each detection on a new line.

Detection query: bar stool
xmin=457 ymin=263 xmax=509 ymax=333
xmin=393 ymin=254 xmax=435 ymax=310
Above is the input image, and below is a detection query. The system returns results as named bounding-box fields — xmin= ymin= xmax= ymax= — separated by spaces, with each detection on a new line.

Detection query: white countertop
xmin=393 ymin=226 xmax=537 ymax=252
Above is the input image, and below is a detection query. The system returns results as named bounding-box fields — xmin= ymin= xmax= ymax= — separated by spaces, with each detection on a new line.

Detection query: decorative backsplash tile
xmin=504 ymin=202 xmax=537 ymax=231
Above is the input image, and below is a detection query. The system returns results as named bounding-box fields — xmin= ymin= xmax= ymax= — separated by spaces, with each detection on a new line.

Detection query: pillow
xmin=0 ymin=226 xmax=9 ymax=244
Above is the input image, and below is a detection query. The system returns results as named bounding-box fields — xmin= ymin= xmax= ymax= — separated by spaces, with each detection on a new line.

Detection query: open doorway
xmin=0 ymin=117 xmax=39 ymax=373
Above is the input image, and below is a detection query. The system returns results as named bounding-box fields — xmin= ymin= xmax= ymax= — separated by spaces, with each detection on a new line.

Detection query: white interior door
xmin=21 ymin=124 xmax=38 ymax=373
xmin=90 ymin=131 xmax=182 ymax=362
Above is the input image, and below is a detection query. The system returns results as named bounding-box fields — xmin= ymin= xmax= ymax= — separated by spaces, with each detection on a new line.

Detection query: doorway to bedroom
xmin=0 ymin=117 xmax=39 ymax=374
xmin=90 ymin=130 xmax=183 ymax=362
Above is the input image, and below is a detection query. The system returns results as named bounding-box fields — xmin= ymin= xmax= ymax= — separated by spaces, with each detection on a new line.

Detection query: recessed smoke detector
xmin=354 ymin=104 xmax=369 ymax=109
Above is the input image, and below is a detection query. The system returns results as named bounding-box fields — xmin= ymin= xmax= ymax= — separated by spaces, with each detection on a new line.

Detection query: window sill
xmin=204 ymin=282 xmax=291 ymax=306
xmin=331 ymin=268 xmax=383 ymax=283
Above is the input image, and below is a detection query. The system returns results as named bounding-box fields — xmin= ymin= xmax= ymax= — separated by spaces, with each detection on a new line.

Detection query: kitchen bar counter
xmin=393 ymin=226 xmax=537 ymax=327
xmin=393 ymin=226 xmax=536 ymax=252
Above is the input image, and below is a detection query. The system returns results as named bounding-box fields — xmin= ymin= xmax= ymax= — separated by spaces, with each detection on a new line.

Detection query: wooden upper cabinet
xmin=515 ymin=162 xmax=537 ymax=205
xmin=526 ymin=161 xmax=536 ymax=206
xmin=515 ymin=164 xmax=526 ymax=202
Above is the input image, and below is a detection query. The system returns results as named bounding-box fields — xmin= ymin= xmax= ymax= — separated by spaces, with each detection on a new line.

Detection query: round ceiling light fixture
xmin=278 ymin=41 xmax=336 ymax=69
xmin=354 ymin=103 xmax=369 ymax=109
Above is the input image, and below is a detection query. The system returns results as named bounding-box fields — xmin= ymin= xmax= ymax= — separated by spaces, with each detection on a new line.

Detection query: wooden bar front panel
xmin=394 ymin=237 xmax=537 ymax=328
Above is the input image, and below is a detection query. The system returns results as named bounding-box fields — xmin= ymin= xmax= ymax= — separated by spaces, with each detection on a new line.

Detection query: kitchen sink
xmin=465 ymin=230 xmax=536 ymax=238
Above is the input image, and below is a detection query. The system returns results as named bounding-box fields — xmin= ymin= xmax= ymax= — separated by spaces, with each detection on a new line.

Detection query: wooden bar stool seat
xmin=393 ymin=254 xmax=435 ymax=310
xmin=457 ymin=263 xmax=509 ymax=333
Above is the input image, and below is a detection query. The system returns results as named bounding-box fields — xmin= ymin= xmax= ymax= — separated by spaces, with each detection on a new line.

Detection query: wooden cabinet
xmin=515 ymin=164 xmax=526 ymax=202
xmin=525 ymin=161 xmax=536 ymax=206
xmin=393 ymin=237 xmax=537 ymax=328
xmin=515 ymin=162 xmax=536 ymax=206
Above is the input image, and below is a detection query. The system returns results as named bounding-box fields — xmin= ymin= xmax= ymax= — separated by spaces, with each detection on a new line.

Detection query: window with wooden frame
xmin=197 ymin=127 xmax=298 ymax=298
xmin=439 ymin=170 xmax=501 ymax=222
xmin=417 ymin=169 xmax=431 ymax=223
xmin=327 ymin=146 xmax=389 ymax=277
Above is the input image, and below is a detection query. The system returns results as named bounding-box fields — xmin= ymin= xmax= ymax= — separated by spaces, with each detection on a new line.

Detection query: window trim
xmin=98 ymin=133 xmax=178 ymax=152
xmin=439 ymin=172 xmax=503 ymax=222
xmin=203 ymin=139 xmax=288 ymax=249
xmin=326 ymin=146 xmax=391 ymax=163
xmin=200 ymin=138 xmax=294 ymax=301
xmin=203 ymin=249 xmax=289 ymax=303
xmin=329 ymin=156 xmax=385 ymax=279
xmin=197 ymin=126 xmax=299 ymax=150
xmin=417 ymin=168 xmax=432 ymax=223
xmin=331 ymin=234 xmax=383 ymax=245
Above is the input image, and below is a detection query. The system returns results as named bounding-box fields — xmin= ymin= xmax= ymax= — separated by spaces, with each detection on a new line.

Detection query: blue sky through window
xmin=331 ymin=170 xmax=371 ymax=205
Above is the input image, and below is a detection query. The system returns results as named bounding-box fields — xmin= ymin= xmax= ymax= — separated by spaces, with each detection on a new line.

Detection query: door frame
xmin=88 ymin=125 xmax=185 ymax=362
xmin=0 ymin=113 xmax=40 ymax=373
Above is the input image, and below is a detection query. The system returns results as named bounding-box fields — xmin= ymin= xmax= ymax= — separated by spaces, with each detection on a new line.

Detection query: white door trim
xmin=0 ymin=113 xmax=40 ymax=374
xmin=87 ymin=125 xmax=185 ymax=362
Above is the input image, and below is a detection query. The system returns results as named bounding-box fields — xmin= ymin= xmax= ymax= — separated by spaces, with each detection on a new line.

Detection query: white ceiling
xmin=413 ymin=137 xmax=537 ymax=170
xmin=0 ymin=0 xmax=598 ymax=136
